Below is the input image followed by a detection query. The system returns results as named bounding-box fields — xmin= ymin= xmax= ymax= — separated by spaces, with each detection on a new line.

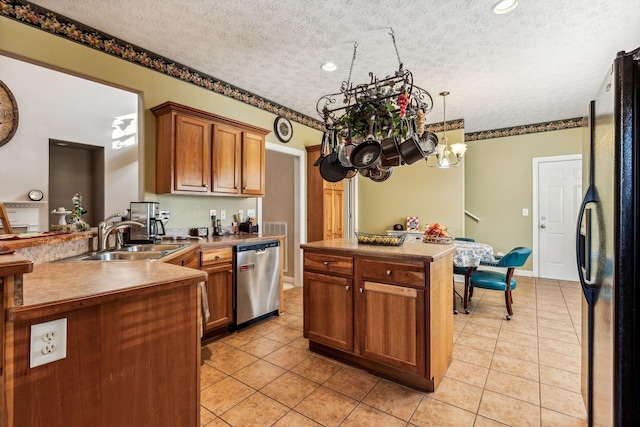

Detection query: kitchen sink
xmin=57 ymin=243 xmax=189 ymax=262
xmin=120 ymin=243 xmax=186 ymax=252
xmin=80 ymin=251 xmax=164 ymax=261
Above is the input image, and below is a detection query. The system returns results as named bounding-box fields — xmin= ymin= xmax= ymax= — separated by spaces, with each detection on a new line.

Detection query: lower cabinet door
xmin=304 ymin=271 xmax=353 ymax=352
xmin=204 ymin=264 xmax=233 ymax=330
xmin=357 ymin=281 xmax=425 ymax=375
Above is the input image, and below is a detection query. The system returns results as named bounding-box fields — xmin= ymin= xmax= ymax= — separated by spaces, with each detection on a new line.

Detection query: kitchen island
xmin=301 ymin=238 xmax=454 ymax=391
xmin=0 ymin=253 xmax=207 ymax=427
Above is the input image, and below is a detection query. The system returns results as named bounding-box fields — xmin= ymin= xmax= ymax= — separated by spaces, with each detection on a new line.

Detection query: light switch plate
xmin=220 ymin=210 xmax=226 ymax=220
xmin=30 ymin=318 xmax=67 ymax=368
xmin=522 ymin=208 xmax=529 ymax=216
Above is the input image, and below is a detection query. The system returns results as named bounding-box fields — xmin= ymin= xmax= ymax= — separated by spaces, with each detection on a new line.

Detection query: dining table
xmin=452 ymin=240 xmax=495 ymax=314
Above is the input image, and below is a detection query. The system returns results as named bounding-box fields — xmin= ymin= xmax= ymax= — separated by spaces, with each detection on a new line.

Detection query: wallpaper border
xmin=2 ymin=1 xmax=582 ymax=140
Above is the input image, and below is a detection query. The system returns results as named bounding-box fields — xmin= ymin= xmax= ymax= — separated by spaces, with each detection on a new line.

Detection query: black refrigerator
xmin=576 ymin=47 xmax=640 ymax=427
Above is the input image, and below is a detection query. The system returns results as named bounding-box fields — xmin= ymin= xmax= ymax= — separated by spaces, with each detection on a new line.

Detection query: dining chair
xmin=0 ymin=203 xmax=14 ymax=234
xmin=452 ymin=237 xmax=475 ymax=314
xmin=466 ymin=246 xmax=532 ymax=320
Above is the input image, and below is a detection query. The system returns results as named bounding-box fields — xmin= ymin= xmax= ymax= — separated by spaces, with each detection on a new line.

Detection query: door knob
xmin=345 ymin=285 xmax=350 ymax=291
xmin=540 ymin=224 xmax=546 ymax=228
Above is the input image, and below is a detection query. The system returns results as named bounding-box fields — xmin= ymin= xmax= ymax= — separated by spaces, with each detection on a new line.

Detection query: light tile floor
xmin=201 ymin=277 xmax=588 ymax=426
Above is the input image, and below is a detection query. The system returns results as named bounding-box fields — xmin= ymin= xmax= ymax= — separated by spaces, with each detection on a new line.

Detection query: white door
xmin=536 ymin=157 xmax=582 ymax=280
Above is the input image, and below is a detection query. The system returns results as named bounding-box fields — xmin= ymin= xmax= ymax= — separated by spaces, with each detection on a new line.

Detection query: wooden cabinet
xmin=357 ymin=280 xmax=425 ymax=375
xmin=306 ymin=145 xmax=345 ymax=242
xmin=304 ymin=271 xmax=353 ymax=351
xmin=152 ymin=102 xmax=269 ymax=197
xmin=201 ymin=247 xmax=233 ymax=331
xmin=303 ymin=248 xmax=452 ymax=391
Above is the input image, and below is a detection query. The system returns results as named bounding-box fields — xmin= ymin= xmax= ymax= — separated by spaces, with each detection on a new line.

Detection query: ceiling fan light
xmin=492 ymin=0 xmax=518 ymax=14
xmin=321 ymin=62 xmax=337 ymax=72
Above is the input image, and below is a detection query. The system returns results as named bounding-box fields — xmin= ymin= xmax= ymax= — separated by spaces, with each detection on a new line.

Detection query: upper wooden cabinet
xmin=151 ymin=102 xmax=269 ymax=197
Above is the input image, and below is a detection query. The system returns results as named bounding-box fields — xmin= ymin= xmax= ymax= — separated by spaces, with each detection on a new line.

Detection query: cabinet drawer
xmin=358 ymin=259 xmax=424 ymax=287
xmin=201 ymin=247 xmax=233 ymax=266
xmin=304 ymin=252 xmax=353 ymax=276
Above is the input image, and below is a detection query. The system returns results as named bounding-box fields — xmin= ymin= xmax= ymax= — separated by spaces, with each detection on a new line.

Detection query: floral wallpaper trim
xmin=465 ymin=117 xmax=584 ymax=142
xmin=2 ymin=1 xmax=583 ymax=138
xmin=1 ymin=0 xmax=326 ymax=131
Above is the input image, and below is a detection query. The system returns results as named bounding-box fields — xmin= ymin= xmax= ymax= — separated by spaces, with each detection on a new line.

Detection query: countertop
xmin=8 ymin=261 xmax=207 ymax=322
xmin=0 ymin=232 xmax=284 ymax=322
xmin=301 ymin=238 xmax=455 ymax=262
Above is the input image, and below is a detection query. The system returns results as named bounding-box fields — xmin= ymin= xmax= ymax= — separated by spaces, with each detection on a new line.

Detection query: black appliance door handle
xmin=575 ymin=184 xmax=596 ymax=304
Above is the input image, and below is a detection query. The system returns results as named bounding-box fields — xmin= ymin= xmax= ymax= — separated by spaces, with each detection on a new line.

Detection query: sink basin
xmin=120 ymin=244 xmax=186 ymax=252
xmin=57 ymin=243 xmax=189 ymax=262
xmin=77 ymin=251 xmax=164 ymax=261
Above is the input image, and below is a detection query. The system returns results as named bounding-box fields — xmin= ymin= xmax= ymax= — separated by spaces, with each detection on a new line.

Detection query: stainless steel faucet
xmin=97 ymin=214 xmax=144 ymax=251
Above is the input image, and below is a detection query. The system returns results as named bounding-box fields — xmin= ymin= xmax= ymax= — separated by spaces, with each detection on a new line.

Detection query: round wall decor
xmin=274 ymin=116 xmax=293 ymax=143
xmin=0 ymin=80 xmax=19 ymax=148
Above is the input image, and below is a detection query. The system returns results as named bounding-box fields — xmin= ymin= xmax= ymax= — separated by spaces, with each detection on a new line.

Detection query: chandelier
xmin=314 ymin=29 xmax=448 ymax=183
xmin=426 ymin=91 xmax=467 ymax=168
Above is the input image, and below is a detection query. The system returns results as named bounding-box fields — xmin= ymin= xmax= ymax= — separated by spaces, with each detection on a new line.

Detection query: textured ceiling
xmin=24 ymin=0 xmax=640 ymax=133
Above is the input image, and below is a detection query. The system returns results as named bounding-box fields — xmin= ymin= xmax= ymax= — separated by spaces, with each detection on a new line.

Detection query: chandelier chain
xmin=389 ymin=28 xmax=403 ymax=68
xmin=345 ymin=42 xmax=358 ymax=92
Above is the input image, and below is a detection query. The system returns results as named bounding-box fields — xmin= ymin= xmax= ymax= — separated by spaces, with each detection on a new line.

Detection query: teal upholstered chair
xmin=466 ymin=246 xmax=532 ymax=320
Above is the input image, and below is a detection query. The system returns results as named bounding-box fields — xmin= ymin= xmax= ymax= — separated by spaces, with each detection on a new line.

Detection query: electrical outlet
xmin=30 ymin=318 xmax=67 ymax=368
xmin=210 ymin=209 xmax=217 ymax=220
xmin=220 ymin=210 xmax=226 ymax=220
xmin=247 ymin=209 xmax=255 ymax=218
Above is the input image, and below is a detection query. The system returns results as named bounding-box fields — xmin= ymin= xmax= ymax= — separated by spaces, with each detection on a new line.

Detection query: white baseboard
xmin=283 ymin=276 xmax=296 ymax=290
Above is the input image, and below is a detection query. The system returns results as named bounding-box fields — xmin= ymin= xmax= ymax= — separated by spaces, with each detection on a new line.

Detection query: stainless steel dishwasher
xmin=234 ymin=240 xmax=281 ymax=327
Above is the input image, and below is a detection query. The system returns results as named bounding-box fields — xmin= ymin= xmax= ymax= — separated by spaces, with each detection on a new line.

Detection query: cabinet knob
xmin=228 ymin=269 xmax=233 ymax=273
xmin=243 ymin=187 xmax=247 ymax=190
xmin=323 ymin=261 xmax=329 ymax=266
xmin=203 ymin=183 xmax=208 ymax=188
xmin=234 ymin=186 xmax=238 ymax=189
xmin=215 ymin=255 xmax=221 ymax=259
xmin=345 ymin=285 xmax=350 ymax=291
xmin=359 ymin=288 xmax=363 ymax=293
xmin=386 ymin=270 xmax=392 ymax=275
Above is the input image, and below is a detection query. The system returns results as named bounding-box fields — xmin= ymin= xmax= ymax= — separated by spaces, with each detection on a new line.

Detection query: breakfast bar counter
xmin=300 ymin=239 xmax=454 ymax=391
xmin=0 ymin=248 xmax=207 ymax=427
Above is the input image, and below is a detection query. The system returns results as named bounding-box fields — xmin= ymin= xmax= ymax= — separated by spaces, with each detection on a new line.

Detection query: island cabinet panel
xmin=304 ymin=252 xmax=353 ymax=276
xmin=359 ymin=258 xmax=425 ymax=287
xmin=152 ymin=101 xmax=268 ymax=197
xmin=302 ymin=242 xmax=453 ymax=392
xmin=357 ymin=281 xmax=426 ymax=375
xmin=304 ymin=271 xmax=353 ymax=351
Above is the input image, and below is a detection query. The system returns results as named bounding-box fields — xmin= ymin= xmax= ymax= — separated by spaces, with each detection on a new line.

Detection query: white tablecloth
xmin=453 ymin=241 xmax=494 ymax=268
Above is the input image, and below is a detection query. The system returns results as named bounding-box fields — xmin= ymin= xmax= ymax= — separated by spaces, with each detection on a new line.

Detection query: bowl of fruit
xmin=423 ymin=223 xmax=454 ymax=244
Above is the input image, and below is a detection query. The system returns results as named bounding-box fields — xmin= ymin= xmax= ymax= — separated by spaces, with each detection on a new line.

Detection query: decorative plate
xmin=274 ymin=116 xmax=293 ymax=143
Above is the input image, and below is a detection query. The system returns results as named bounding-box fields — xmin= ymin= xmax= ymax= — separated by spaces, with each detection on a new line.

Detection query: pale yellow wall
xmin=2 ymin=18 xmax=584 ymax=274
xmin=0 ymin=19 xmax=323 ymax=228
xmin=464 ymin=127 xmax=583 ymax=269
xmin=358 ymin=128 xmax=465 ymax=237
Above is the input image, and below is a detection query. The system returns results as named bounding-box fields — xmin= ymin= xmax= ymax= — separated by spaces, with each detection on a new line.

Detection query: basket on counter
xmin=355 ymin=231 xmax=406 ymax=246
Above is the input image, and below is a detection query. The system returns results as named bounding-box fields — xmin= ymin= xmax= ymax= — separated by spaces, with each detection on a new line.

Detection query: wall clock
xmin=274 ymin=116 xmax=293 ymax=143
xmin=28 ymin=189 xmax=44 ymax=201
xmin=0 ymin=80 xmax=19 ymax=148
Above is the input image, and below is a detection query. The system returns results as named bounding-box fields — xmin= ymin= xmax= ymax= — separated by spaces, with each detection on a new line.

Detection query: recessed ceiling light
xmin=321 ymin=62 xmax=337 ymax=72
xmin=492 ymin=0 xmax=518 ymax=14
